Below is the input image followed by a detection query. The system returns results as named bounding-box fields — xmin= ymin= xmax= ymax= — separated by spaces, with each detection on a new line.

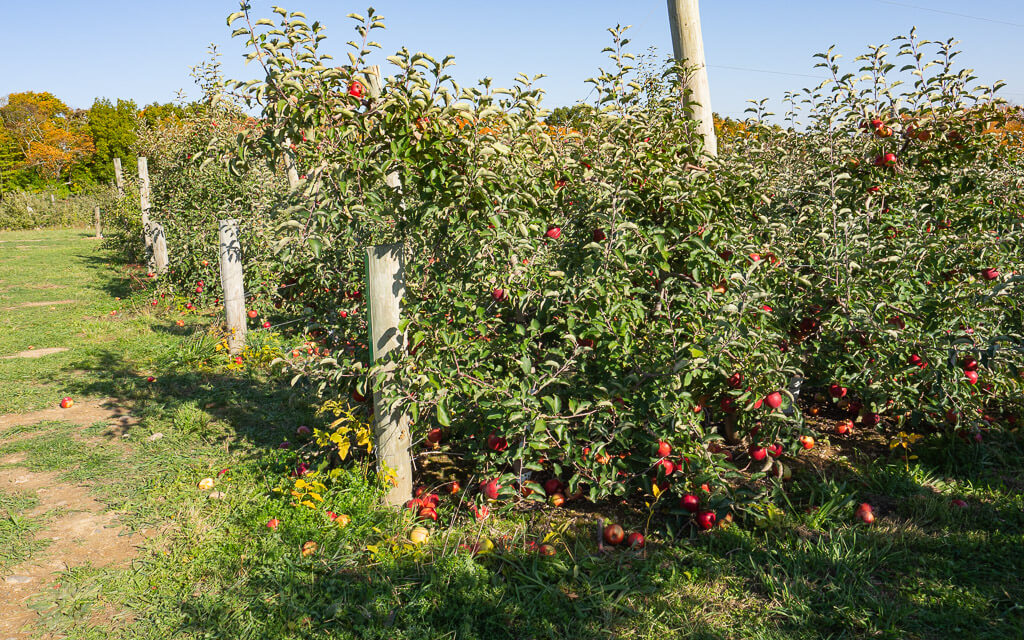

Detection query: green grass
xmin=0 ymin=486 xmax=50 ymax=573
xmin=1 ymin=229 xmax=1022 ymax=639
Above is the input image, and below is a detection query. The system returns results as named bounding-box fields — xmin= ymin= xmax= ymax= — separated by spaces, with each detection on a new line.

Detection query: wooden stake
xmin=152 ymin=223 xmax=169 ymax=274
xmin=113 ymin=158 xmax=124 ymax=197
xmin=363 ymin=67 xmax=405 ymax=200
xmin=365 ymin=243 xmax=413 ymax=507
xmin=364 ymin=65 xmax=383 ymax=98
xmin=137 ymin=157 xmax=153 ymax=258
xmin=284 ymin=138 xmax=300 ymax=190
xmin=218 ymin=219 xmax=247 ymax=354
xmin=94 ymin=206 xmax=102 ymax=238
xmin=666 ymin=0 xmax=718 ymax=157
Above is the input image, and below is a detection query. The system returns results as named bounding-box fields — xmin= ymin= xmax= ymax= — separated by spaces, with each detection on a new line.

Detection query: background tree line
xmin=0 ymin=91 xmax=198 ymax=197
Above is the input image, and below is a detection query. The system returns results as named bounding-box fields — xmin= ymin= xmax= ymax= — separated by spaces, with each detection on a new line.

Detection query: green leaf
xmin=436 ymin=398 xmax=451 ymax=427
xmin=520 ymin=355 xmax=532 ymax=376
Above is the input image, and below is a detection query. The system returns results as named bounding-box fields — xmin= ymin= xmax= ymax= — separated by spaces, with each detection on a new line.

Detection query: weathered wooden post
xmin=218 ymin=219 xmax=247 ymax=354
xmin=364 ymin=66 xmax=404 ymax=198
xmin=284 ymin=138 xmax=300 ymax=190
xmin=365 ymin=243 xmax=413 ymax=507
xmin=94 ymin=206 xmax=102 ymax=238
xmin=666 ymin=0 xmax=717 ymax=157
xmin=152 ymin=223 xmax=169 ymax=274
xmin=113 ymin=158 xmax=124 ymax=197
xmin=137 ymin=157 xmax=153 ymax=260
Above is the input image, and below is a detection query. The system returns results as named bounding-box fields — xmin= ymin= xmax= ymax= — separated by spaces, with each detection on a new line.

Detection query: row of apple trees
xmin=130 ymin=5 xmax=1022 ymax=525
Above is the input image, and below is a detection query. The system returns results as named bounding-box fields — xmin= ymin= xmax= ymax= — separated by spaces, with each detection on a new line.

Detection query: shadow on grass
xmin=78 ymin=253 xmax=141 ymax=301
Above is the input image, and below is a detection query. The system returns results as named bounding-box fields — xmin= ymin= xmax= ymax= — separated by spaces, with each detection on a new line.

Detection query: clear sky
xmin=2 ymin=1 xmax=1021 ymax=118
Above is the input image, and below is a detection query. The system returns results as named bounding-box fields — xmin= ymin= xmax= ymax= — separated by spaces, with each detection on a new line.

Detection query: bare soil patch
xmin=0 ymin=467 xmax=144 ymax=639
xmin=1 ymin=299 xmax=77 ymax=311
xmin=1 ymin=347 xmax=69 ymax=360
xmin=0 ymin=398 xmax=137 ymax=434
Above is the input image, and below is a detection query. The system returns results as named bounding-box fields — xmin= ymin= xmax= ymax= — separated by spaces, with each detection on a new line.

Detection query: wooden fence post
xmin=218 ymin=219 xmax=247 ymax=354
xmin=152 ymin=223 xmax=169 ymax=274
xmin=666 ymin=0 xmax=717 ymax=157
xmin=94 ymin=206 xmax=102 ymax=238
xmin=365 ymin=243 xmax=413 ymax=507
xmin=284 ymin=138 xmax=300 ymax=190
xmin=113 ymin=158 xmax=124 ymax=197
xmin=137 ymin=157 xmax=153 ymax=261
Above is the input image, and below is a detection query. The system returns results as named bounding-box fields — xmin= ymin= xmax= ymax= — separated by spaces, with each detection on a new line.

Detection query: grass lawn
xmin=0 ymin=228 xmax=1022 ymax=639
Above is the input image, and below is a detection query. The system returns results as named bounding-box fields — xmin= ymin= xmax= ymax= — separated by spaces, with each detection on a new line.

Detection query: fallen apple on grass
xmin=855 ymin=503 xmax=874 ymax=524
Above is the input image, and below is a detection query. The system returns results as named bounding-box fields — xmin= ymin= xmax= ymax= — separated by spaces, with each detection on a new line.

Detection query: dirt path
xmin=0 ymin=400 xmax=143 ymax=638
xmin=0 ymin=465 xmax=143 ymax=639
xmin=0 ymin=398 xmax=136 ymax=433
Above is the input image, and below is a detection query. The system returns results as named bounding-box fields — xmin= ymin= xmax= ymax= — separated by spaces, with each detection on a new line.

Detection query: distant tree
xmin=545 ymin=104 xmax=595 ymax=130
xmin=0 ymin=92 xmax=94 ymax=182
xmin=86 ymin=98 xmax=138 ymax=183
xmin=138 ymin=101 xmax=199 ymax=129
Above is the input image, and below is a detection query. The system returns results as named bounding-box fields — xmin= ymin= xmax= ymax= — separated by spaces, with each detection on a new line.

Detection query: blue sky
xmin=2 ymin=1 xmax=1021 ymax=118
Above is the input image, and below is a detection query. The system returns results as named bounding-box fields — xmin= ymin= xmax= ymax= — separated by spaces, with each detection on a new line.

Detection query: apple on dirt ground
xmin=603 ymin=523 xmax=625 ymax=545
xmin=60 ymin=397 xmax=74 ymax=409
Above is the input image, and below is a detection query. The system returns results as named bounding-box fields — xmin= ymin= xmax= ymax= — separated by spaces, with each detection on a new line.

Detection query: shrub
xmin=0 ymin=189 xmax=113 ymax=231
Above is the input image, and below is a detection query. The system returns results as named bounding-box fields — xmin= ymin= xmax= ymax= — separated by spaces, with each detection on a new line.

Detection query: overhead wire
xmin=871 ymin=0 xmax=1024 ymax=28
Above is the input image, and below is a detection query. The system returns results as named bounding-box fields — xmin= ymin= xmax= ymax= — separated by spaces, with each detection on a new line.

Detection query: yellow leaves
xmin=316 ymin=400 xmax=373 ymax=458
xmin=889 ymin=431 xmax=924 ymax=450
xmin=337 ymin=438 xmax=352 ymax=461
xmin=300 ymin=500 xmax=316 ymax=509
xmin=651 ymin=483 xmax=662 ymax=500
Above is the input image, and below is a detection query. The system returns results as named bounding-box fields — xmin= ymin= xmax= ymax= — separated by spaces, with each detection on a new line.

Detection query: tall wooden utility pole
xmin=667 ymin=0 xmax=717 ymax=157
